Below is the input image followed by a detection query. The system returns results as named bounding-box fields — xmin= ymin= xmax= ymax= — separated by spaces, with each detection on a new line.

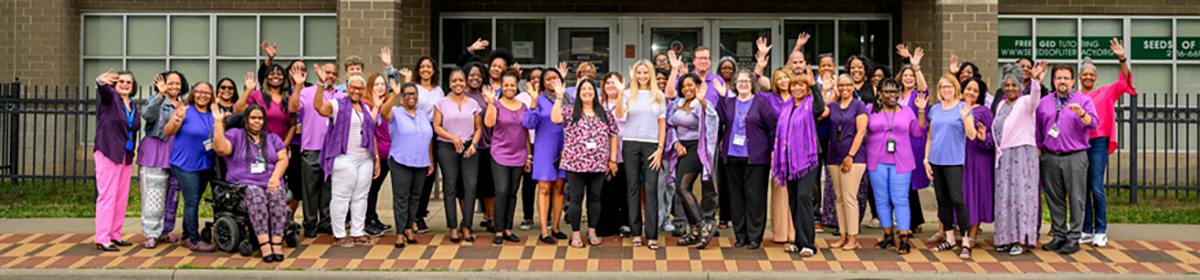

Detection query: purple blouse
xmin=435 ymin=96 xmax=482 ymax=143
xmin=222 ymin=128 xmax=286 ymax=187
xmin=94 ymin=81 xmax=140 ymax=164
xmin=864 ymin=105 xmax=926 ymax=173
xmin=490 ymin=100 xmax=530 ymax=167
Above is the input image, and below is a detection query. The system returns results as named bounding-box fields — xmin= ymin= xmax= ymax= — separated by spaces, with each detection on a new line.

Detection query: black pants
xmin=718 ymin=159 xmax=731 ymax=222
xmin=436 ymin=141 xmax=479 ymax=229
xmin=389 ymin=160 xmax=427 ymax=233
xmin=300 ymin=150 xmax=332 ymax=232
xmin=723 ymin=157 xmax=770 ymax=243
xmin=567 ymin=171 xmax=605 ymax=232
xmin=909 ymin=188 xmax=925 ymax=229
xmin=522 ymin=169 xmax=537 ymax=221
xmin=622 ymin=141 xmax=661 ymax=239
xmin=676 ymin=141 xmax=717 ymax=225
xmin=597 ymin=167 xmax=628 ymax=236
xmin=931 ymin=164 xmax=968 ymax=233
xmin=366 ymin=164 xmax=390 ymax=227
xmin=491 ymin=161 xmax=523 ymax=232
xmin=788 ymin=169 xmax=819 ymax=250
xmin=417 ymin=135 xmax=439 ymax=221
xmin=286 ymin=144 xmax=304 ymax=203
xmin=476 ymin=148 xmax=496 ymax=200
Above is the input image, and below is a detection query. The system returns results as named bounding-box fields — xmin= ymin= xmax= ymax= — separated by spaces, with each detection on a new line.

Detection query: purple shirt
xmin=865 ymin=105 xmax=926 ymax=173
xmin=435 ymin=96 xmax=482 ymax=143
xmin=826 ymin=100 xmax=868 ymax=163
xmin=388 ymin=107 xmax=434 ymax=167
xmin=490 ymin=100 xmax=530 ymax=167
xmin=676 ymin=71 xmax=727 ymax=104
xmin=1036 ymin=91 xmax=1099 ymax=153
xmin=716 ymin=95 xmax=777 ymax=164
xmin=298 ymin=86 xmax=344 ymax=151
xmin=135 ymin=136 xmax=173 ymax=169
xmin=94 ymin=81 xmax=140 ymax=164
xmin=465 ymin=91 xmax=493 ymax=149
xmin=222 ymin=128 xmax=286 ymax=187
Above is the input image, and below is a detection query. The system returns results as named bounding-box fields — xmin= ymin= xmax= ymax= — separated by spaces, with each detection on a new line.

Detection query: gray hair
xmin=1080 ymin=57 xmax=1096 ymax=72
xmin=719 ymin=56 xmax=738 ymax=71
xmin=1001 ymin=63 xmax=1024 ymax=88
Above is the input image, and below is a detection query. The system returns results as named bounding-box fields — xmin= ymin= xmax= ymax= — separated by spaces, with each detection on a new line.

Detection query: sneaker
xmin=157 ymin=235 xmax=178 ymax=243
xmin=1080 ymin=232 xmax=1093 ymax=244
xmin=1009 ymin=244 xmax=1025 ymax=255
xmin=1092 ymin=233 xmax=1107 ymax=247
xmin=865 ymin=218 xmax=882 ymax=229
xmin=619 ymin=226 xmax=632 ymax=238
xmin=814 ymin=224 xmax=825 ymax=233
xmin=520 ymin=220 xmax=533 ymax=230
xmin=143 ymin=238 xmax=157 ymax=249
xmin=663 ymin=224 xmax=676 ymax=232
xmin=365 ymin=225 xmax=386 ymax=238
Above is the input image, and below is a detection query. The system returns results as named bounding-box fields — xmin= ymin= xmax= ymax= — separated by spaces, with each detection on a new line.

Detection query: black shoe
xmin=747 ymin=242 xmax=761 ymax=250
xmin=394 ymin=242 xmax=406 ymax=249
xmin=734 ymin=240 xmax=747 ymax=247
xmin=493 ymin=235 xmax=505 ymax=245
xmin=672 ymin=226 xmax=687 ymax=237
xmin=95 ymin=243 xmax=119 ymax=251
xmin=304 ymin=230 xmax=318 ymax=238
xmin=504 ymin=234 xmax=521 ymax=243
xmin=876 ymin=233 xmax=896 ymax=249
xmin=1059 ymin=241 xmax=1081 ymax=255
xmin=316 ymin=226 xmax=333 ymax=235
xmin=539 ymin=235 xmax=557 ymax=245
xmin=831 ymin=228 xmax=841 ymax=236
xmin=1043 ymin=238 xmax=1066 ymax=251
xmin=552 ymin=231 xmax=568 ymax=240
xmin=110 ymin=240 xmax=133 ymax=247
xmin=365 ymin=226 xmax=385 ymax=238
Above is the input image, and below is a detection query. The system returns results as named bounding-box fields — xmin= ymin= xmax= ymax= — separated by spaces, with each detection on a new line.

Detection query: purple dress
xmin=523 ymin=95 xmax=568 ymax=181
xmin=964 ymin=105 xmax=996 ymax=225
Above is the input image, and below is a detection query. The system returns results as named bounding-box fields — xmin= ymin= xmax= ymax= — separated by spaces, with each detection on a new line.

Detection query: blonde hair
xmin=933 ymin=74 xmax=962 ymax=104
xmin=626 ymin=59 xmax=666 ymax=113
xmin=576 ymin=62 xmax=597 ymax=79
xmin=771 ymin=68 xmax=792 ymax=96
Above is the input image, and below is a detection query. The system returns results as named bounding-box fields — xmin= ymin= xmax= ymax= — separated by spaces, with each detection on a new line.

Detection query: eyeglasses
xmin=348 ymin=86 xmax=365 ymax=91
xmin=219 ymin=86 xmax=236 ymax=91
xmin=194 ymin=90 xmax=213 ymax=95
xmin=837 ymin=83 xmax=854 ymax=87
xmin=116 ymin=80 xmax=134 ymax=85
xmin=881 ymin=89 xmax=901 ymax=94
xmin=655 ymin=59 xmax=670 ymax=64
xmin=579 ymin=70 xmax=595 ymax=74
xmin=694 ymin=57 xmax=711 ymax=61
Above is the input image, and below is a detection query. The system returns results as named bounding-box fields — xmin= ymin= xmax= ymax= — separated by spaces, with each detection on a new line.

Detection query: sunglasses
xmin=655 ymin=59 xmax=669 ymax=64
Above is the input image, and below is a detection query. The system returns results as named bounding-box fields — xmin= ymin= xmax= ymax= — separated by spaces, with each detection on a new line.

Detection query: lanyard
xmin=736 ymin=99 xmax=750 ymax=134
xmin=125 ymin=102 xmax=135 ymax=150
xmin=196 ymin=108 xmax=214 ymax=139
xmin=1053 ymin=91 xmax=1073 ymax=125
xmin=244 ymin=132 xmax=267 ymax=163
xmin=883 ymin=108 xmax=897 ymax=138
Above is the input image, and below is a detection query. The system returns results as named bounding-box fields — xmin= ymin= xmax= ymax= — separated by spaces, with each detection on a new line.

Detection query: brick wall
xmin=999 ymin=0 xmax=1200 ymax=15
xmin=7 ymin=0 xmax=80 ymax=87
xmin=400 ymin=0 xmax=432 ymax=69
xmin=435 ymin=0 xmax=901 ymax=13
xmin=79 ymin=0 xmax=335 ymax=12
xmin=1 ymin=1 xmax=13 ymax=85
xmin=937 ymin=0 xmax=999 ymax=88
xmin=337 ymin=0 xmax=400 ymax=81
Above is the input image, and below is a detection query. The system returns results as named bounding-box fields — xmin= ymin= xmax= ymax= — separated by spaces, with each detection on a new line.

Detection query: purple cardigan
xmin=319 ymin=96 xmax=377 ymax=179
xmin=95 ymin=81 xmax=140 ymax=164
xmin=716 ymin=94 xmax=777 ymax=165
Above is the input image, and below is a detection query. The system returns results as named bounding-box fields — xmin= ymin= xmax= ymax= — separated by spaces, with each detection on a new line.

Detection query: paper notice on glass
xmin=737 ymin=41 xmax=753 ymax=57
xmin=513 ymin=41 xmax=534 ymax=59
xmin=572 ymin=37 xmax=594 ymax=55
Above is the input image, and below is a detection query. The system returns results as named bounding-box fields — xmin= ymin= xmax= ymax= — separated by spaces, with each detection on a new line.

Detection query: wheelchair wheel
xmin=213 ymin=216 xmax=241 ymax=253
xmin=237 ymin=239 xmax=254 ymax=257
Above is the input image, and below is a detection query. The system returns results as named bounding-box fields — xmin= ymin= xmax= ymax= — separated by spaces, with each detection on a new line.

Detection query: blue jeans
xmin=171 ymin=165 xmax=211 ymax=243
xmin=1083 ymin=137 xmax=1109 ymax=234
xmin=867 ymin=163 xmax=912 ymax=231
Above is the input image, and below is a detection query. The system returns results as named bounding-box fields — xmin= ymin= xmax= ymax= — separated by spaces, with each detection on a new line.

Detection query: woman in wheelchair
xmin=212 ymin=104 xmax=290 ymax=262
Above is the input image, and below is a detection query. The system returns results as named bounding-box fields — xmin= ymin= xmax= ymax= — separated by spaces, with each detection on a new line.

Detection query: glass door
xmin=714 ymin=20 xmax=779 ymax=79
xmin=551 ymin=19 xmax=618 ymax=86
xmin=643 ymin=20 xmax=709 ymax=73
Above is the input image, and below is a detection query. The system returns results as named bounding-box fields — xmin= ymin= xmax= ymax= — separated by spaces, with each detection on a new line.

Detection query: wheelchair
xmin=199 ymin=113 xmax=302 ymax=257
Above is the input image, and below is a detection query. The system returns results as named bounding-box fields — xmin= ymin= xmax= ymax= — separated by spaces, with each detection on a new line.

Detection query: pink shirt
xmin=1084 ymin=71 xmax=1136 ymax=155
xmin=994 ymin=81 xmax=1042 ymax=164
xmin=246 ymin=90 xmax=292 ymax=141
xmin=434 ymin=96 xmax=482 ymax=143
xmin=298 ymin=86 xmax=344 ymax=151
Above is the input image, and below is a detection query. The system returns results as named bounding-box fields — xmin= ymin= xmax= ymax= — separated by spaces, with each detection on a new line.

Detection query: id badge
xmin=1048 ymin=126 xmax=1061 ymax=138
xmin=732 ymin=135 xmax=746 ymax=146
xmin=125 ymin=140 xmax=135 ymax=151
xmin=585 ymin=142 xmax=598 ymax=150
xmin=886 ymin=138 xmax=897 ymax=153
xmin=204 ymin=139 xmax=213 ymax=151
xmin=250 ymin=162 xmax=267 ymax=174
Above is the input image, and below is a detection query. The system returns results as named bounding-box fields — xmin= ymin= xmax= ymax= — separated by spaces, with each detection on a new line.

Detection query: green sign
xmin=1080 ymin=36 xmax=1118 ymax=60
xmin=1035 ymin=36 xmax=1077 ymax=59
xmin=999 ymin=36 xmax=1033 ymax=59
xmin=1177 ymin=37 xmax=1200 ymax=60
xmin=1131 ymin=36 xmax=1174 ymax=60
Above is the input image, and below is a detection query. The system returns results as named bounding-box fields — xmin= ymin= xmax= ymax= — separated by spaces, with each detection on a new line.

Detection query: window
xmin=784 ymin=19 xmax=890 ymax=74
xmin=81 ymin=13 xmax=337 ymax=94
xmin=440 ymin=18 xmax=548 ymax=84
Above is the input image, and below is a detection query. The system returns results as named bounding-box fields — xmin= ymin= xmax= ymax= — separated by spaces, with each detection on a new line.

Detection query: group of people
xmin=92 ymin=32 xmax=1134 ymax=261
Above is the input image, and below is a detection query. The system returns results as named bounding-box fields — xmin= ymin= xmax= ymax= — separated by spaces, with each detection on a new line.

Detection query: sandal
xmin=588 ymin=235 xmax=601 ymax=246
xmin=335 ymin=237 xmax=355 ymax=248
xmin=959 ymin=245 xmax=973 ymax=259
xmin=677 ymin=226 xmax=699 ymax=246
xmin=353 ymin=236 xmax=377 ymax=245
xmin=647 ymin=241 xmax=660 ymax=250
xmin=632 ymin=237 xmax=644 ymax=247
xmin=876 ymin=233 xmax=895 ymax=249
xmin=923 ymin=232 xmax=946 ymax=245
xmin=799 ymin=247 xmax=815 ymax=257
xmin=931 ymin=240 xmax=957 ymax=252
xmin=696 ymin=223 xmax=716 ymax=249
xmin=897 ymin=234 xmax=912 ymax=255
xmin=784 ymin=244 xmax=801 ymax=253
xmin=569 ymin=236 xmax=586 ymax=249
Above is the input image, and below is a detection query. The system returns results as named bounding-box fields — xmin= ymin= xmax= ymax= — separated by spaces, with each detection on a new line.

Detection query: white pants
xmin=330 ymin=153 xmax=374 ymax=238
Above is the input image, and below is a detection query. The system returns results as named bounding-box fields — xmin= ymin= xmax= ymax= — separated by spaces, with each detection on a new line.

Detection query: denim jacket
xmin=142 ymin=93 xmax=182 ymax=140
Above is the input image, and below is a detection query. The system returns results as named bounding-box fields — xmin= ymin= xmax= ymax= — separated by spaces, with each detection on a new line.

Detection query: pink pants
xmin=94 ymin=150 xmax=132 ymax=244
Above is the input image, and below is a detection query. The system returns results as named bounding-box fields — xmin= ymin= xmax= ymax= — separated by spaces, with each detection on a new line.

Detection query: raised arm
xmin=380 ymin=79 xmax=400 ymax=122
xmin=912 ymin=47 xmax=929 ymax=92
xmin=312 ymin=86 xmax=334 ymax=118
xmin=791 ymin=32 xmax=810 ymax=56
xmin=665 ymin=50 xmax=685 ymax=100
xmin=213 ymin=109 xmax=233 ymax=157
xmin=483 ymin=85 xmax=499 ymax=128
xmin=457 ymin=38 xmax=489 ymax=68
xmin=287 ymin=66 xmax=307 ymax=113
xmin=549 ymin=80 xmax=567 ymax=125
xmin=163 ymin=105 xmax=188 ymax=137
xmin=754 ymin=37 xmax=773 ymax=90
xmin=234 ymin=72 xmax=257 ymax=113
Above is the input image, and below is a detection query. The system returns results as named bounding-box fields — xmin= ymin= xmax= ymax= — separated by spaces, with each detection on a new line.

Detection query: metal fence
xmin=1 ymin=77 xmax=1198 ymax=204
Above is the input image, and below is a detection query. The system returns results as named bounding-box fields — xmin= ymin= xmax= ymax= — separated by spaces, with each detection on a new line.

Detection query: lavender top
xmin=490 ymin=100 xmax=530 ymax=167
xmin=434 ymin=96 xmax=482 ymax=143
xmin=222 ymin=128 xmax=286 ymax=187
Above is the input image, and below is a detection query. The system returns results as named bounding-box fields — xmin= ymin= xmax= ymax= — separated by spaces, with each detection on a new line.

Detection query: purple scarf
xmin=319 ymin=96 xmax=377 ymax=179
xmin=772 ymin=94 xmax=819 ymax=184
xmin=664 ymin=98 xmax=718 ymax=184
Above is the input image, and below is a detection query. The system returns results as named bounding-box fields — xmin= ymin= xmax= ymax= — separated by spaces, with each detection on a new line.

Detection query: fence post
xmin=1129 ymin=94 xmax=1138 ymax=205
xmin=5 ymin=77 xmax=18 ymax=178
